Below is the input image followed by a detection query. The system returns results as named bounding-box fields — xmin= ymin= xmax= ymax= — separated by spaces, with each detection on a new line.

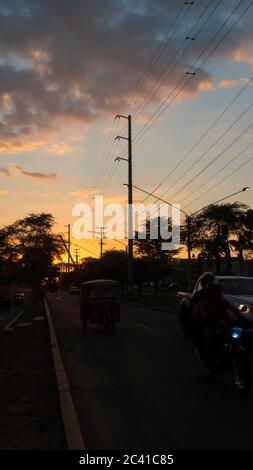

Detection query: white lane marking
xmin=123 ymin=301 xmax=176 ymax=315
xmin=132 ymin=321 xmax=167 ymax=336
xmin=44 ymin=295 xmax=85 ymax=450
xmin=130 ymin=319 xmax=179 ymax=341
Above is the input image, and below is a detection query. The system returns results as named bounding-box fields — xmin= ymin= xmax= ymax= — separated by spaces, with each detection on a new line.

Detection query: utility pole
xmin=74 ymin=248 xmax=80 ymax=267
xmin=115 ymin=114 xmax=134 ymax=284
xmin=186 ymin=216 xmax=192 ymax=281
xmin=64 ymin=224 xmax=71 ymax=272
xmin=98 ymin=227 xmax=106 ymax=259
xmin=60 ymin=235 xmax=76 ymax=269
xmin=89 ymin=227 xmax=106 ymax=259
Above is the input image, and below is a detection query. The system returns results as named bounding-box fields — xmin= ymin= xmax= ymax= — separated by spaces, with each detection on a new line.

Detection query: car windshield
xmin=219 ymin=278 xmax=253 ymax=296
xmin=89 ymin=285 xmax=119 ymax=299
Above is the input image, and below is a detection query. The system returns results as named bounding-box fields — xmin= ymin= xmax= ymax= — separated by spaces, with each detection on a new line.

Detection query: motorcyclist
xmin=190 ymin=272 xmax=215 ymax=352
xmin=195 ymin=279 xmax=239 ymax=369
xmin=190 ymin=271 xmax=215 ymax=311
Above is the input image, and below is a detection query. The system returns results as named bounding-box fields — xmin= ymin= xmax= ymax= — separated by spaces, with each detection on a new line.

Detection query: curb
xmin=44 ymin=295 xmax=85 ymax=450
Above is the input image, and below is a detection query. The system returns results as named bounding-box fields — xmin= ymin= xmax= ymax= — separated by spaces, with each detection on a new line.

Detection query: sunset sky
xmin=1 ymin=0 xmax=253 ymax=258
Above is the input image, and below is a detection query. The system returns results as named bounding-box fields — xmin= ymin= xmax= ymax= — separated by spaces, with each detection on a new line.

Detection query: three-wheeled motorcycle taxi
xmin=80 ymin=279 xmax=120 ymax=331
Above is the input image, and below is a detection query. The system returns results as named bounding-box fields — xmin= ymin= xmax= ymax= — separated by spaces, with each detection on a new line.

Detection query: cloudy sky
xmin=0 ymin=0 xmax=253 ymax=257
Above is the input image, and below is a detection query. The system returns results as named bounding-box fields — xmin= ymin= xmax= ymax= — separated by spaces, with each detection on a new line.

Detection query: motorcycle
xmin=193 ymin=325 xmax=252 ymax=395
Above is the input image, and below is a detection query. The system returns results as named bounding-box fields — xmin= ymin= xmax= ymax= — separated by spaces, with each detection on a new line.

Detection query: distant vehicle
xmin=126 ymin=283 xmax=139 ymax=297
xmin=14 ymin=292 xmax=25 ymax=305
xmin=68 ymin=285 xmax=79 ymax=295
xmin=49 ymin=282 xmax=58 ymax=293
xmin=177 ymin=276 xmax=253 ymax=336
xmin=142 ymin=282 xmax=149 ymax=288
xmin=168 ymin=282 xmax=179 ymax=289
xmin=80 ymin=279 xmax=120 ymax=331
xmin=0 ymin=295 xmax=11 ymax=309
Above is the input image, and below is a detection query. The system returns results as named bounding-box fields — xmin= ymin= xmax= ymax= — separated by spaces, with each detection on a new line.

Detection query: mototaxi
xmin=80 ymin=279 xmax=120 ymax=331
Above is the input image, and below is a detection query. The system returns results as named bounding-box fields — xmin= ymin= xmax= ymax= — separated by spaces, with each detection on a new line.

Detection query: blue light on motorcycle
xmin=231 ymin=327 xmax=242 ymax=340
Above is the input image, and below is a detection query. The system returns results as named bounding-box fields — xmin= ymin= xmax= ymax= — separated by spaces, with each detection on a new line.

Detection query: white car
xmin=178 ymin=276 xmax=253 ymax=335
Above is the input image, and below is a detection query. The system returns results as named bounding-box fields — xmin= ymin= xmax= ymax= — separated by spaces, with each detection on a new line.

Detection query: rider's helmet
xmin=199 ymin=271 xmax=215 ymax=289
xmin=205 ymin=278 xmax=222 ymax=296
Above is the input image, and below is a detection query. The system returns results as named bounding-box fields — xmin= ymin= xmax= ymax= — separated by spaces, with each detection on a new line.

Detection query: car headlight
xmin=237 ymin=303 xmax=253 ymax=314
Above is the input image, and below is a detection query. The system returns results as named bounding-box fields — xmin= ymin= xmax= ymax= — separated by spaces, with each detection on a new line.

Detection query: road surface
xmin=48 ymin=291 xmax=253 ymax=450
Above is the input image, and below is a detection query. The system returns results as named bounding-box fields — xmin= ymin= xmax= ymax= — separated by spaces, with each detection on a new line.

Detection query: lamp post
xmin=129 ymin=185 xmax=250 ymax=279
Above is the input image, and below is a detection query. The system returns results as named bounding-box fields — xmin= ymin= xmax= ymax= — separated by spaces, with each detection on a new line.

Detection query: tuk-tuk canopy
xmin=81 ymin=279 xmax=120 ymax=299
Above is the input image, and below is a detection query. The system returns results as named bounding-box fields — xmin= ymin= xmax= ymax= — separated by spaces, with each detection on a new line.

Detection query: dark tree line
xmin=0 ymin=213 xmax=63 ymax=290
xmin=185 ymin=202 xmax=253 ymax=274
xmin=2 ymin=202 xmax=253 ymax=292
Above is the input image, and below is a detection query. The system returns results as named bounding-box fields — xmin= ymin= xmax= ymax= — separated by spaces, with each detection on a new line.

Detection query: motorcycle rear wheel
xmin=103 ymin=313 xmax=115 ymax=332
xmin=232 ymin=354 xmax=252 ymax=395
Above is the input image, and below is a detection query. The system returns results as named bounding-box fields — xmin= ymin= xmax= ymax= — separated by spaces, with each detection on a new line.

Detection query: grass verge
xmin=0 ymin=297 xmax=66 ymax=449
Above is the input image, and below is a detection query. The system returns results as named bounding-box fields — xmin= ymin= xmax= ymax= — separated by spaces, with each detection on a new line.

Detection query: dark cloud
xmin=0 ymin=166 xmax=10 ymax=176
xmin=10 ymin=163 xmax=56 ymax=180
xmin=0 ymin=0 xmax=252 ymax=151
xmin=0 ymin=162 xmax=56 ymax=179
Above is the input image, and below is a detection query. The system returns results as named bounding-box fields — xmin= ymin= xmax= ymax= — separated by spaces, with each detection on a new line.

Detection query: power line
xmin=120 ymin=1 xmax=192 ymax=115
xmin=99 ymin=0 xmax=223 ymax=206
xmin=140 ymin=74 xmax=253 ymax=203
xmin=170 ymin=119 xmax=253 ymax=199
xmin=91 ymin=119 xmax=119 ymax=196
xmin=132 ymin=0 xmax=216 ymax=121
xmin=161 ymin=99 xmax=253 ymax=199
xmin=128 ymin=0 xmax=252 ymax=219
xmin=101 ymin=160 xmax=120 ymax=195
xmin=184 ymin=154 xmax=253 ymax=210
xmin=90 ymin=0 xmax=253 ymax=222
xmin=92 ymin=118 xmax=116 ymax=189
xmin=118 ymin=0 xmax=252 ymax=225
xmin=73 ymin=243 xmax=99 ymax=259
xmin=133 ymin=0 xmax=248 ymax=147
xmin=96 ymin=139 xmax=119 ymax=193
xmin=92 ymin=3 xmax=195 ymax=196
xmin=180 ymin=141 xmax=253 ymax=206
xmin=143 ymin=119 xmax=253 ymax=223
xmin=92 ymin=0 xmax=233 ymax=201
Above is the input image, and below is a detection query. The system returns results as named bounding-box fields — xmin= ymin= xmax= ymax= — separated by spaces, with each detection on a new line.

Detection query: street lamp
xmin=128 ymin=184 xmax=250 ymax=279
xmin=190 ymin=186 xmax=250 ymax=217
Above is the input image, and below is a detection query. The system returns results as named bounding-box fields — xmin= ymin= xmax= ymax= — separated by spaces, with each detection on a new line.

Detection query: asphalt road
xmin=48 ymin=291 xmax=253 ymax=450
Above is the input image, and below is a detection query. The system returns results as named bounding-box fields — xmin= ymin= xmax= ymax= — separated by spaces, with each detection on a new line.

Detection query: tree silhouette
xmin=189 ymin=202 xmax=250 ymax=274
xmin=0 ymin=213 xmax=63 ymax=289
